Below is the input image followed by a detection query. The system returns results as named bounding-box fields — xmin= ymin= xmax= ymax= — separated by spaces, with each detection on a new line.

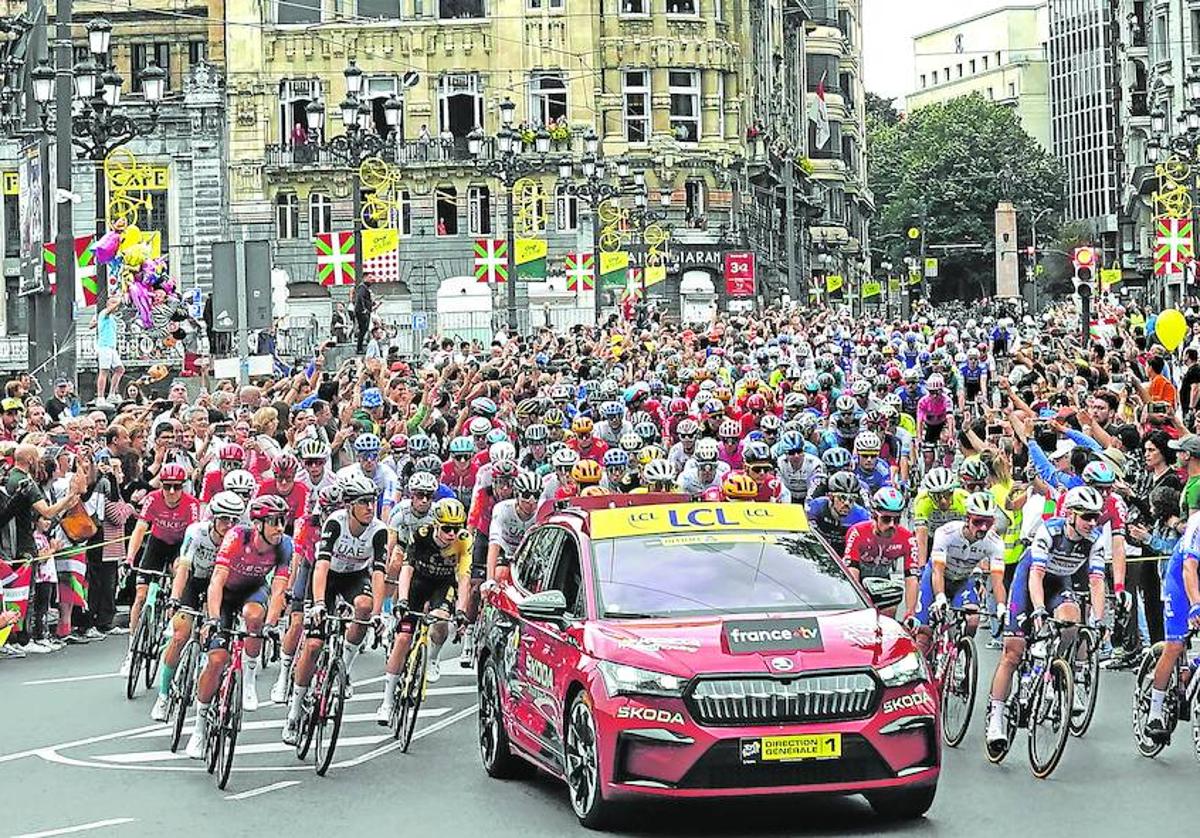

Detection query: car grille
xmin=687 ymin=672 xmax=878 ymax=726
xmin=677 ymin=735 xmax=893 ymax=789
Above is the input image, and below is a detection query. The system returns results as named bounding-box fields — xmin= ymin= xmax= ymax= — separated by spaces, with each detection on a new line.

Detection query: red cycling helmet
xmin=219 ymin=443 xmax=245 ymax=464
xmin=159 ymin=462 xmax=188 ymax=484
xmin=249 ymin=494 xmax=289 ymax=520
xmin=668 ymin=397 xmax=688 ymax=416
xmin=273 ymin=452 xmax=299 ymax=478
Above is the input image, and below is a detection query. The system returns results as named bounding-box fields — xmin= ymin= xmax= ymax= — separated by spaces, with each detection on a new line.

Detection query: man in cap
xmin=0 ymin=398 xmax=21 ymax=442
xmin=1171 ymin=434 xmax=1200 ymax=514
xmin=45 ymin=379 xmax=75 ymax=423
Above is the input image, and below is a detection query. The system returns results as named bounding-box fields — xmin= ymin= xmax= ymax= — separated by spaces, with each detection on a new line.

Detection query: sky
xmin=861 ymin=0 xmax=1018 ymax=105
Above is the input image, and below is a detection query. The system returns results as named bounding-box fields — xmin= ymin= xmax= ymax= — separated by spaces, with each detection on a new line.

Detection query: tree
xmin=868 ymin=93 xmax=1064 ymax=300
xmin=865 ymin=93 xmax=901 ymax=131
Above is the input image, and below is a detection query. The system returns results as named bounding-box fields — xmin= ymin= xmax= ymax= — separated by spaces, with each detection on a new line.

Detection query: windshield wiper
xmin=604 ymin=611 xmax=659 ymax=619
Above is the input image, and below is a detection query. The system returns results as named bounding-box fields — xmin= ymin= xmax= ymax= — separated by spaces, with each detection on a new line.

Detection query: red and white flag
xmin=811 ymin=72 xmax=830 ymax=150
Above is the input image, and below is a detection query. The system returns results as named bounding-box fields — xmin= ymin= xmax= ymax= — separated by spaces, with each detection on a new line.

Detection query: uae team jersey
xmin=215 ymin=525 xmax=293 ymax=589
xmin=139 ymin=489 xmax=201 ymax=545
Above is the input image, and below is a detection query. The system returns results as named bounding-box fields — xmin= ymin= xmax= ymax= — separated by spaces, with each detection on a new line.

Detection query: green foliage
xmin=865 ymin=93 xmax=901 ymax=131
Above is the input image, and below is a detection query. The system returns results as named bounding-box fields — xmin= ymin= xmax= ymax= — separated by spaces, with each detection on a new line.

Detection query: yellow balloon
xmin=1155 ymin=308 xmax=1188 ymax=351
xmin=119 ymin=224 xmax=142 ymax=251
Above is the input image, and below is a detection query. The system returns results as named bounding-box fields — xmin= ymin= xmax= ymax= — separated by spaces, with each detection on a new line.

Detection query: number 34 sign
xmin=724 ymin=252 xmax=756 ymax=297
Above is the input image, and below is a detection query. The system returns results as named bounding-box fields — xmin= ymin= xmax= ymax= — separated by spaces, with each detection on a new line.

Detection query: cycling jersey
xmin=139 ymin=489 xmax=201 ymax=545
xmin=853 ymin=460 xmax=892 ymax=494
xmin=388 ymin=499 xmax=434 ymax=549
xmin=404 ymin=524 xmax=472 ymax=582
xmin=1162 ymin=514 xmax=1200 ymax=642
xmin=256 ymin=478 xmax=310 ymax=530
xmin=912 ymin=490 xmax=968 ymax=533
xmin=215 ymin=525 xmax=293 ymax=589
xmin=178 ymin=520 xmax=223 ymax=579
xmin=440 ymin=461 xmax=479 ymax=505
xmin=778 ymin=452 xmax=822 ymax=504
xmin=488 ymin=498 xmax=536 ymax=556
xmin=916 ymin=393 xmax=950 ymax=427
xmin=668 ymin=442 xmax=696 ymax=475
xmin=1004 ymin=517 xmax=1107 ymax=635
xmin=805 ymin=497 xmax=870 ymax=556
xmin=929 ymin=521 xmax=1004 ymax=579
xmin=316 ymin=509 xmax=388 ymax=574
xmin=595 ymin=420 xmax=625 ymax=447
xmin=566 ymin=436 xmax=609 ymax=461
xmin=336 ymin=461 xmax=399 ymax=516
xmin=677 ymin=461 xmax=729 ymax=495
xmin=843 ymin=521 xmax=919 ymax=580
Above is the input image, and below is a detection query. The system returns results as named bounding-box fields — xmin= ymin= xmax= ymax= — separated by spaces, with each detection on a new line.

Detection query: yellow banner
xmin=2 ymin=171 xmax=17 ymax=195
xmin=600 ymin=250 xmax=629 ymax=275
xmin=825 ymin=274 xmax=844 ymax=293
xmin=862 ymin=280 xmax=882 ymax=299
xmin=908 ymin=270 xmax=922 ymax=286
xmin=645 ymin=264 xmax=667 ymax=287
xmin=515 ymin=237 xmax=548 ymax=263
xmin=1101 ymin=262 xmax=1122 ymax=288
xmin=362 ymin=228 xmax=399 ymax=261
xmin=589 ymin=503 xmax=809 ymax=539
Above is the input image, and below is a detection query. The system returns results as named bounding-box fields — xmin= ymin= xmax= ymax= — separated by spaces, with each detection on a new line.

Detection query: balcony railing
xmin=266 ymin=132 xmax=590 ymax=169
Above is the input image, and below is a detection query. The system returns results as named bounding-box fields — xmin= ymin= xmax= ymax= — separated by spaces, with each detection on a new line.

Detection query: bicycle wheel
xmin=144 ymin=608 xmax=165 ymax=690
xmin=941 ymin=637 xmax=977 ymax=748
xmin=216 ymin=669 xmax=242 ymax=790
xmin=389 ymin=666 xmax=407 ymax=741
xmin=1190 ymin=680 xmax=1200 ymax=763
xmin=314 ymin=660 xmax=347 ymax=777
xmin=1069 ymin=630 xmax=1101 ymax=738
xmin=400 ymin=642 xmax=428 ymax=753
xmin=125 ymin=618 xmax=149 ymax=700
xmin=1028 ymin=658 xmax=1073 ymax=779
xmin=205 ymin=707 xmax=220 ymax=775
xmin=169 ymin=640 xmax=199 ymax=752
xmin=1133 ymin=646 xmax=1169 ymax=759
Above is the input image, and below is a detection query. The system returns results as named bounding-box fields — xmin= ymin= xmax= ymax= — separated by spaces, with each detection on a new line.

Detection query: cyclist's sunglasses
xmin=214 ymin=515 xmax=239 ymax=526
xmin=303 ymin=458 xmax=324 ymax=467
xmin=438 ymin=524 xmax=461 ymax=535
xmin=411 ymin=491 xmax=433 ymax=501
xmin=1077 ymin=512 xmax=1100 ymax=523
xmin=357 ymin=451 xmax=379 ymax=461
xmin=518 ymin=491 xmax=541 ymax=501
xmin=262 ymin=514 xmax=286 ymax=527
xmin=747 ymin=464 xmax=771 ymax=475
xmin=875 ymin=513 xmax=898 ymax=525
xmin=931 ymin=491 xmax=953 ymax=503
xmin=831 ymin=493 xmax=856 ymax=504
xmin=677 ymin=432 xmax=696 ymax=440
xmin=967 ymin=516 xmax=993 ymax=529
xmin=720 ymin=436 xmax=739 ymax=444
xmin=453 ymin=454 xmax=472 ymax=462
xmin=162 ymin=483 xmax=183 ymax=492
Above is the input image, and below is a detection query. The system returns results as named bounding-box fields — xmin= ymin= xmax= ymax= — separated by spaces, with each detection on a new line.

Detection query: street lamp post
xmin=469 ymin=98 xmax=551 ymax=333
xmin=630 ymin=173 xmax=670 ymax=302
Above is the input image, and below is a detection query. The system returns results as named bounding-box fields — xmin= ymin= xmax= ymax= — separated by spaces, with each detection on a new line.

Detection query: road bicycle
xmin=925 ymin=599 xmax=979 ymax=748
xmin=1132 ymin=629 xmax=1200 ymax=760
xmin=167 ymin=606 xmax=205 ymax=753
xmin=984 ymin=617 xmax=1075 ymax=779
xmin=201 ymin=625 xmax=254 ymax=791
xmin=1067 ymin=617 xmax=1104 ymax=738
xmin=388 ymin=609 xmax=445 ymax=752
xmin=126 ymin=568 xmax=171 ymax=701
xmin=295 ymin=605 xmax=372 ymax=776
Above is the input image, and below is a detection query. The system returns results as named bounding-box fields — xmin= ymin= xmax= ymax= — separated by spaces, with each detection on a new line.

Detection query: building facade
xmin=907 ymin=4 xmax=1052 ymax=151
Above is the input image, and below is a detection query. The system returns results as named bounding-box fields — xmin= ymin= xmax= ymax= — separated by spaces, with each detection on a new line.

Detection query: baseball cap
xmin=1169 ymin=435 xmax=1200 ymax=456
xmin=1098 ymin=447 xmax=1128 ymax=480
xmin=1049 ymin=440 xmax=1076 ymax=460
xmin=1 ymin=397 xmax=24 ymax=412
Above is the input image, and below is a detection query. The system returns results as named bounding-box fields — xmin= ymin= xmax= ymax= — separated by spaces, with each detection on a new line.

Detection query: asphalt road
xmin=4 ymin=636 xmax=1198 ymax=838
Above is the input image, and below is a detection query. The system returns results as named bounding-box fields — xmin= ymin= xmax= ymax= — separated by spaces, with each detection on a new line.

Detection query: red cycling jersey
xmin=139 ymin=489 xmax=200 ymax=545
xmin=293 ymin=515 xmax=321 ymax=567
xmin=215 ymin=525 xmax=292 ymax=589
xmin=753 ymin=475 xmax=785 ymax=503
xmin=199 ymin=469 xmax=227 ymax=503
xmin=843 ymin=521 xmax=919 ymax=579
xmin=566 ymin=436 xmax=609 ymax=461
xmin=256 ymin=479 xmax=310 ymax=529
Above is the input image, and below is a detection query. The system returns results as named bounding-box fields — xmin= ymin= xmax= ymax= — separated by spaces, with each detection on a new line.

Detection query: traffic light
xmin=1072 ymin=246 xmax=1095 ymax=291
xmin=906 ymin=221 xmax=922 ymax=257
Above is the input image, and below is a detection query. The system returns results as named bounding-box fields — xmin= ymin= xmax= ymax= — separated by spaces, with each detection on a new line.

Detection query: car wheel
xmin=565 ymin=692 xmax=616 ymax=829
xmin=478 ymin=657 xmax=529 ymax=779
xmin=867 ymin=783 xmax=937 ymax=820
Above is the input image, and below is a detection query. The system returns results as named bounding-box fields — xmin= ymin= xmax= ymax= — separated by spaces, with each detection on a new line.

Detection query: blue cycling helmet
xmin=407 ymin=434 xmax=432 ymax=455
xmin=449 ymin=436 xmax=475 ymax=456
xmin=779 ymin=430 xmax=805 ymax=455
xmin=362 ymin=388 xmax=383 ymax=409
xmin=353 ymin=433 xmax=381 ymax=455
xmin=601 ymin=401 xmax=623 ymax=419
xmin=486 ymin=427 xmax=509 ymax=445
xmin=603 ymin=449 xmax=629 ymax=468
xmin=871 ymin=486 xmax=905 ymax=514
xmin=470 ymin=397 xmax=498 ymax=418
xmin=822 ymin=446 xmax=852 ymax=471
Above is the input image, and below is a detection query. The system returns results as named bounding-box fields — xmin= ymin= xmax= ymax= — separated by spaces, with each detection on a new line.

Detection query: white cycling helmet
xmin=1064 ymin=486 xmax=1104 ymax=515
xmin=224 ymin=469 xmax=256 ymax=497
xmin=489 ymin=441 xmax=516 ymax=464
xmin=964 ymin=491 xmax=998 ymax=517
xmin=209 ymin=491 xmax=246 ymax=519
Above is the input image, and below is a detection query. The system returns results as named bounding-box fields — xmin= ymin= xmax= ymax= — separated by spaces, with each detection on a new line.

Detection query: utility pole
xmin=52 ymin=0 xmax=75 ymax=388
xmin=25 ymin=0 xmax=52 ymax=390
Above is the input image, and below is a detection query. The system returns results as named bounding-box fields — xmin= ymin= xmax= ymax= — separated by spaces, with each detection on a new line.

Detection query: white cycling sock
xmin=430 ymin=638 xmax=445 ymax=662
xmin=342 ymin=640 xmax=362 ymax=676
xmin=988 ymin=699 xmax=1005 ymax=732
xmin=275 ymin=653 xmax=293 ymax=683
xmin=193 ymin=702 xmax=209 ymax=731
xmin=1150 ymin=688 xmax=1167 ymax=719
xmin=245 ymin=654 xmax=261 ymax=683
xmin=383 ymin=672 xmax=399 ymax=705
xmin=288 ymin=685 xmax=308 ymax=722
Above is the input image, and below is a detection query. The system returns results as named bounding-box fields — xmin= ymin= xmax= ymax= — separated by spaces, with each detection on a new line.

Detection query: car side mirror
xmin=518 ymin=589 xmax=568 ymax=623
xmin=861 ymin=577 xmax=904 ymax=611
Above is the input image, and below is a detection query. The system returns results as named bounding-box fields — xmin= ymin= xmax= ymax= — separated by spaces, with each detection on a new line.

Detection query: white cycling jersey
xmin=178 ymin=520 xmax=223 ymax=579
xmin=488 ymin=498 xmax=537 ymax=556
xmin=388 ymin=499 xmax=434 ymax=548
xmin=317 ymin=508 xmax=389 ymax=574
xmin=930 ymin=521 xmax=1005 ymax=580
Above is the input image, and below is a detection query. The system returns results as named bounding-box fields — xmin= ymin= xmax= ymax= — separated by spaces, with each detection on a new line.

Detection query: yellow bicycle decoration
xmin=358 ymin=156 xmax=402 ymax=228
xmin=513 ymin=177 xmax=548 ymax=237
xmin=104 ymin=147 xmax=154 ymax=228
xmin=1155 ymin=155 xmax=1195 ymax=220
xmin=598 ymin=197 xmax=628 ymax=253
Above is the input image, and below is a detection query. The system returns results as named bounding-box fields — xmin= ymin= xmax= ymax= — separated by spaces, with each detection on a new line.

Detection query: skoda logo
xmin=770 ymin=657 xmax=794 ymax=672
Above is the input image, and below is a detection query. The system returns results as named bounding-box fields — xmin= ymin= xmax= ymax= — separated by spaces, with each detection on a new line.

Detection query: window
xmin=280 ymin=79 xmax=322 ymax=146
xmin=713 ymin=0 xmax=722 ymax=22
xmin=1008 ymin=82 xmax=1016 ymax=98
xmin=3 ymin=189 xmax=17 ymax=258
xmin=1192 ymin=10 xmax=1200 ymax=53
xmin=132 ymin=182 xmax=171 ymax=250
xmin=277 ymin=0 xmax=321 ymax=23
xmin=188 ymin=41 xmax=207 ymax=67
xmin=468 ymin=185 xmax=492 ymax=235
xmin=529 ymin=73 xmax=568 ymax=125
xmin=969 ymin=59 xmax=976 ymax=73
xmin=668 ymin=70 xmax=700 ymax=143
xmin=528 ymin=0 xmax=564 ymax=9
xmin=517 ymin=527 xmax=567 ymax=594
xmin=932 ymin=70 xmax=939 ymax=84
xmin=716 ymin=72 xmax=725 ymax=139
xmin=956 ymin=63 xmax=962 ymax=77
xmin=555 ymin=184 xmax=578 ymax=231
xmin=546 ymin=533 xmax=585 ymax=617
xmin=943 ymin=66 xmax=950 ymax=80
xmin=275 ymin=193 xmax=300 ymax=239
xmin=308 ymin=192 xmax=332 ymax=236
xmin=5 ymin=278 xmax=25 ymax=337
xmin=920 ymin=74 xmax=926 ymax=88
xmin=399 ymin=190 xmax=412 ymax=236
xmin=366 ymin=76 xmax=402 ymax=137
xmin=995 ymin=51 xmax=1001 ymax=65
xmin=620 ymin=0 xmax=647 ymax=14
xmin=358 ymin=0 xmax=402 ymax=17
xmin=987 ymin=87 xmax=994 ymax=100
xmin=623 ymin=71 xmax=650 ymax=143
xmin=982 ymin=55 xmax=989 ymax=70
xmin=131 ymin=43 xmax=170 ymax=93
xmin=685 ymin=179 xmax=705 ymax=225
xmin=437 ymin=74 xmax=483 ymax=140
xmin=435 ymin=185 xmax=458 ymax=236
xmin=667 ymin=0 xmax=697 ymax=14
xmin=438 ymin=0 xmax=484 ymax=19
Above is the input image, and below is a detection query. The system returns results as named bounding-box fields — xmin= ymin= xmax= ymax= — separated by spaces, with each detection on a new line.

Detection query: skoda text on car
xmin=476 ymin=495 xmax=940 ymax=827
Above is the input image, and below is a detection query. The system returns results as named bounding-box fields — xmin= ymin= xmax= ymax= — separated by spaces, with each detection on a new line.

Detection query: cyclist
xmin=805 ymin=472 xmax=870 ymax=556
xmin=566 ymin=415 xmax=608 ymax=461
xmin=595 ymin=401 xmax=626 ymax=448
xmin=337 ymin=433 xmax=400 ymax=521
xmin=777 ymin=430 xmax=821 ymax=506
xmin=721 ymin=471 xmax=759 ymax=502
xmin=375 ymin=498 xmax=472 ymax=723
xmin=641 ymin=459 xmax=678 ymax=493
xmin=281 ymin=475 xmax=386 ymax=745
xmin=296 ymin=438 xmax=336 ymax=497
xmin=518 ymin=423 xmax=551 ymax=473
xmin=150 ymin=490 xmax=245 ymax=722
xmin=911 ymin=492 xmax=1004 ymax=652
xmin=678 ymin=438 xmax=728 ymax=495
xmin=540 ymin=447 xmax=579 ymax=500
xmin=917 ymin=374 xmax=954 ymax=471
xmin=601 ymin=449 xmax=633 ymax=493
xmin=985 ymin=486 xmax=1107 ymax=756
xmin=852 ymin=431 xmax=893 ymax=494
xmin=441 ymin=436 xmax=479 ymax=506
xmin=913 ymin=468 xmax=968 ymax=567
xmin=199 ymin=443 xmax=246 ymax=504
xmin=122 ymin=462 xmax=200 ymax=678
xmin=717 ymin=419 xmax=743 ymax=469
xmin=184 ymin=495 xmax=292 ymax=759
xmin=486 ymin=471 xmax=541 ymax=584
xmin=257 ymin=452 xmax=310 ymax=534
xmin=843 ymin=487 xmax=917 ymax=600
xmin=667 ymin=418 xmax=700 ymax=474
xmin=743 ymin=440 xmax=787 ymax=502
xmin=1144 ymin=511 xmax=1200 ymax=740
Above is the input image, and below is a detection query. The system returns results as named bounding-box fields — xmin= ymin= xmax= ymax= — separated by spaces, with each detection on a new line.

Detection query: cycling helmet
xmin=796 ymin=413 xmax=820 ymax=436
xmin=871 ymin=486 xmax=905 ymax=514
xmin=362 ymin=387 xmax=384 ymax=409
xmin=619 ymin=433 xmax=642 ymax=453
xmin=835 ymin=395 xmax=858 ymax=415
xmin=551 ymin=384 xmax=572 ymax=402
xmin=854 ymin=431 xmax=882 ymax=455
xmin=209 ymin=491 xmax=246 ymax=519
xmin=644 ymin=459 xmax=677 ymax=487
xmin=315 ymin=484 xmax=343 ymax=512
xmin=219 ymin=443 xmax=246 ymax=465
xmin=851 ymin=378 xmax=871 ymax=397
xmin=543 ymin=408 xmax=566 ymax=428
xmin=759 ymin=413 xmax=782 ymax=433
xmin=571 ymin=415 xmax=594 ymax=435
xmin=780 ymin=430 xmax=805 ymax=454
xmin=492 ymin=459 xmax=519 ymax=481
xmin=668 ymin=397 xmax=689 ymax=416
xmin=514 ymin=472 xmax=542 ymax=496
xmin=580 ymin=486 xmax=610 ymax=498
xmin=629 ymin=410 xmax=653 ymax=428
xmin=676 ymin=418 xmax=700 ymax=437
xmin=746 ymin=393 xmax=767 ymax=412
xmin=959 ymin=458 xmax=990 ymax=483
xmin=407 ymin=472 xmax=439 ymax=495
xmin=601 ymin=401 xmax=623 ymax=419
xmin=822 ymin=446 xmax=852 ymax=471
xmin=524 ymin=423 xmax=548 ymax=443
xmin=722 ymin=472 xmax=758 ymax=500
xmin=353 ymin=433 xmax=382 ymax=456
xmin=719 ymin=418 xmax=741 ymax=439
xmin=926 ymin=374 xmax=945 ymax=392
xmin=433 ymin=497 xmax=467 ymax=527
xmin=637 ymin=445 xmax=666 ymax=467
xmin=817 ymin=373 xmax=836 ymax=391
xmin=296 ymin=438 xmax=329 ymax=461
xmin=407 ymin=435 xmax=432 ymax=456
xmin=571 ymin=459 xmax=602 ymax=486
xmin=551 ymin=447 xmax=580 ymax=468
xmin=884 ymin=393 xmax=904 ymax=411
xmin=224 ymin=469 xmax=256 ymax=497
xmin=341 ymin=473 xmax=379 ymax=502
xmin=470 ymin=396 xmax=498 ymax=417
xmin=1064 ymin=485 xmax=1104 ymax=514
xmin=486 ymin=428 xmax=509 ymax=445
xmin=468 ymin=417 xmax=492 ymax=437
xmin=694 ymin=438 xmax=720 ymax=463
xmin=414 ymin=455 xmax=442 ymax=475
xmin=743 ymin=440 xmax=772 ymax=467
xmin=701 ymin=399 xmax=724 ymax=417
xmin=922 ymin=467 xmax=959 ymax=494
xmin=273 ymin=452 xmax=299 ymax=478
xmin=965 ymin=491 xmax=998 ymax=517
xmin=489 ymin=441 xmax=517 ymax=464
xmin=827 ymin=471 xmax=861 ymax=497
xmin=902 ymin=368 xmax=920 ymax=384
xmin=249 ymin=494 xmax=289 ymax=521
xmin=862 ymin=410 xmax=885 ymax=430
xmin=634 ymin=421 xmax=659 ymax=442
xmin=449 ymin=436 xmax=475 ymax=456
xmin=159 ymin=462 xmax=188 ymax=484
xmin=1082 ymin=460 xmax=1117 ymax=487
xmin=603 ymin=449 xmax=630 ymax=469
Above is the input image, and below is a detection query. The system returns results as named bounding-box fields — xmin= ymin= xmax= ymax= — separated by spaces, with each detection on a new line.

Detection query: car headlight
xmin=876 ymin=652 xmax=927 ymax=688
xmin=596 ymin=660 xmax=686 ymax=698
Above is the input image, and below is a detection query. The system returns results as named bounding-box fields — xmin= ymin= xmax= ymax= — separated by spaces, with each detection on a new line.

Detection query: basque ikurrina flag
xmin=314 ymin=231 xmax=356 ymax=286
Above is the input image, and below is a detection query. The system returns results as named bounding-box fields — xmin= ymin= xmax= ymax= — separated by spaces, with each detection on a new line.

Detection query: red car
xmin=477 ymin=496 xmax=940 ymax=828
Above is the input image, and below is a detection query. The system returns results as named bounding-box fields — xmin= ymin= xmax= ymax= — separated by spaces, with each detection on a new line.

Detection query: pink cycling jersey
xmin=215 ymin=525 xmax=292 ymax=589
xmin=139 ymin=490 xmax=200 ymax=545
xmin=916 ymin=393 xmax=951 ymax=426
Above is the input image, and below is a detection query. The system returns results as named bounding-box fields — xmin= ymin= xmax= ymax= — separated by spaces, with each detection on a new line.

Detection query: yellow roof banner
xmin=515 ymin=237 xmax=548 ymax=264
xmin=589 ymin=503 xmax=809 ymax=539
xmin=862 ymin=280 xmax=882 ymax=299
xmin=362 ymin=228 xmax=399 ymax=261
xmin=825 ymin=274 xmax=844 ymax=293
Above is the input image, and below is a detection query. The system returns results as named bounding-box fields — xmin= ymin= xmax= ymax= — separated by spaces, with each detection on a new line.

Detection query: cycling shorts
xmin=914 ymin=564 xmax=980 ymax=626
xmin=207 ymin=582 xmax=270 ymax=651
xmin=471 ymin=530 xmax=489 ymax=575
xmin=1163 ymin=572 xmax=1193 ymax=643
xmin=179 ymin=574 xmax=209 ymax=611
xmin=321 ymin=568 xmax=373 ymax=611
xmin=137 ymin=534 xmax=183 ymax=586
xmin=400 ymin=574 xmax=453 ymax=635
xmin=1003 ymin=560 xmax=1078 ymax=637
xmin=922 ymin=422 xmax=946 ymax=445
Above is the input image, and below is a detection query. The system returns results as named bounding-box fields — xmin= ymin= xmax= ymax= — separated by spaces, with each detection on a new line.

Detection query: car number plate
xmin=740 ymin=733 xmax=842 ymax=764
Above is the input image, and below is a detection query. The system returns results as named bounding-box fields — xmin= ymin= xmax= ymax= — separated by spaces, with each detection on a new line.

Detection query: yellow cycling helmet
xmin=571 ymin=415 xmax=594 ymax=435
xmin=637 ymin=444 xmax=666 ymax=467
xmin=433 ymin=497 xmax=467 ymax=527
xmin=580 ymin=485 xmax=610 ymax=497
xmin=571 ymin=459 xmax=602 ymax=486
xmin=722 ymin=472 xmax=758 ymax=501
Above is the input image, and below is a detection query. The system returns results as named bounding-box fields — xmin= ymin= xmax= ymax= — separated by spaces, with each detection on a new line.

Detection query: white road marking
xmin=96 ymin=734 xmax=392 ymax=764
xmin=224 ymin=780 xmax=301 ymax=801
xmin=351 ymin=675 xmax=386 ymax=687
xmin=333 ymin=705 xmax=478 ymax=768
xmin=11 ymin=817 xmax=137 ymax=838
xmin=0 ymin=724 xmax=164 ymax=764
xmin=21 ymin=672 xmax=123 ymax=686
xmin=129 ymin=708 xmax=451 ymax=739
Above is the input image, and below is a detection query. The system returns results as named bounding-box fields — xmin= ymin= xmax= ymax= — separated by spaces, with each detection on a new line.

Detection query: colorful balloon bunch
xmin=91 ymin=221 xmax=177 ymax=329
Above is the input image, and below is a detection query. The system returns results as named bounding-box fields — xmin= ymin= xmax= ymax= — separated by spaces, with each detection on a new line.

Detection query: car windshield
xmin=590 ymin=531 xmax=864 ymax=619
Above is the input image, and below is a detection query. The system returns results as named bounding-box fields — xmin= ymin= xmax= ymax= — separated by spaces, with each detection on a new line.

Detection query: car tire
xmin=478 ymin=656 xmax=530 ymax=779
xmin=867 ymin=783 xmax=937 ymax=820
xmin=565 ymin=692 xmax=618 ymax=830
